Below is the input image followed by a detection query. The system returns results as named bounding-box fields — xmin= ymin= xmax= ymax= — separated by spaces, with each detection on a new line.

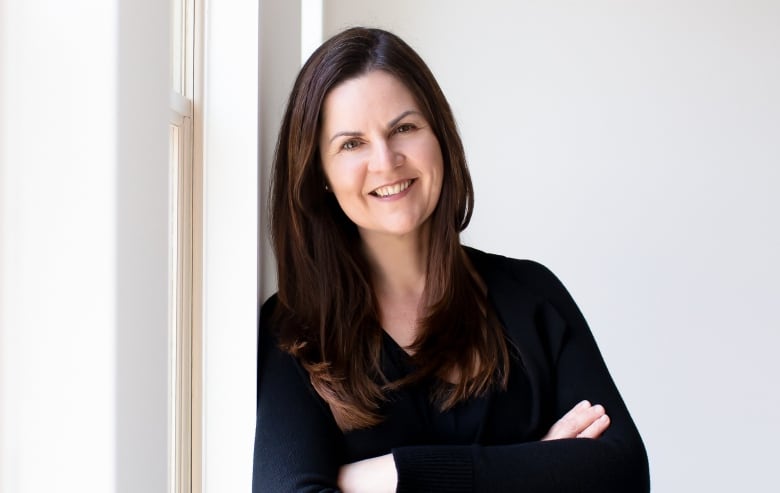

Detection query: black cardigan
xmin=253 ymin=247 xmax=650 ymax=492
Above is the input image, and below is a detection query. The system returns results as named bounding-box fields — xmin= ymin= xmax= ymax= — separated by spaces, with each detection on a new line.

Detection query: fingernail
xmin=578 ymin=400 xmax=590 ymax=408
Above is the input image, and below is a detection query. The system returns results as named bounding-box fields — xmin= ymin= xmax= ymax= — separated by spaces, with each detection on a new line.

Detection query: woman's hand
xmin=337 ymin=453 xmax=397 ymax=493
xmin=542 ymin=399 xmax=611 ymax=441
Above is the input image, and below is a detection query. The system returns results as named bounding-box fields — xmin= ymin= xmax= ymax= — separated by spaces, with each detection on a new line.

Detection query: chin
xmin=382 ymin=221 xmax=430 ymax=239
xmin=357 ymin=223 xmax=421 ymax=240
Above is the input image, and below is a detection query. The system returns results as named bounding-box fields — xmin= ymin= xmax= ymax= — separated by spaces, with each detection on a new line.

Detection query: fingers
xmin=542 ymin=400 xmax=611 ymax=441
xmin=576 ymin=412 xmax=610 ymax=439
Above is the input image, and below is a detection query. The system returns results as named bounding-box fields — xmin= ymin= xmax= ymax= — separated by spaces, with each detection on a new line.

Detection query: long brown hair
xmin=270 ymin=27 xmax=510 ymax=431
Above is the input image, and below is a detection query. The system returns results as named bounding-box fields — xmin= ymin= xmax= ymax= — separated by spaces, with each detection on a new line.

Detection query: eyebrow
xmin=387 ymin=109 xmax=420 ymax=129
xmin=327 ymin=109 xmax=422 ymax=144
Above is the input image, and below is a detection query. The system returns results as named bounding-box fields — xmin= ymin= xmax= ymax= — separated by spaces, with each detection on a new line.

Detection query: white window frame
xmin=168 ymin=92 xmax=195 ymax=493
xmin=169 ymin=0 xmax=196 ymax=491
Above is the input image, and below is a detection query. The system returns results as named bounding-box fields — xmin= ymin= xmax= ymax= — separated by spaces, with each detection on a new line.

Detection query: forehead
xmin=320 ymin=70 xmax=421 ymax=129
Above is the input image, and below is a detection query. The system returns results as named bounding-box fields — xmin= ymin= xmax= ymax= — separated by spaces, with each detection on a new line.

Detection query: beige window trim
xmin=169 ymin=0 xmax=199 ymax=491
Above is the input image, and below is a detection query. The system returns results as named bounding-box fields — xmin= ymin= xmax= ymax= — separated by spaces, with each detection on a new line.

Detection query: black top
xmin=253 ymin=248 xmax=650 ymax=492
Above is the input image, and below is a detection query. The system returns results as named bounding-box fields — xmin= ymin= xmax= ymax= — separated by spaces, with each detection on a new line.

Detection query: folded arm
xmin=342 ymin=261 xmax=649 ymax=493
xmin=339 ymin=399 xmax=612 ymax=492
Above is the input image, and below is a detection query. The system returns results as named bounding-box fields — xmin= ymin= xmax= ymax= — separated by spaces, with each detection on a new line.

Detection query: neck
xmin=360 ymin=229 xmax=429 ymax=299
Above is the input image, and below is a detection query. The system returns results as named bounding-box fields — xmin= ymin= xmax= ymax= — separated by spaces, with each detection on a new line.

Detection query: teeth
xmin=374 ymin=180 xmax=412 ymax=197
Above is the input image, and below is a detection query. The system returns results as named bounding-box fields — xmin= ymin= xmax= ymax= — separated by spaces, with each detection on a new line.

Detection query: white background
xmin=1 ymin=0 xmax=170 ymax=491
xmin=2 ymin=1 xmax=777 ymax=492
xmin=317 ymin=1 xmax=780 ymax=491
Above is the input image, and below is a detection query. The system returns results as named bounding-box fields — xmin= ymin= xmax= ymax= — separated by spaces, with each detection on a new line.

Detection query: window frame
xmin=169 ymin=0 xmax=197 ymax=491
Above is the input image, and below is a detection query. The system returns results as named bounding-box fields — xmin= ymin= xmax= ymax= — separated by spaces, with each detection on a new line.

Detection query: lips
xmin=370 ymin=179 xmax=415 ymax=198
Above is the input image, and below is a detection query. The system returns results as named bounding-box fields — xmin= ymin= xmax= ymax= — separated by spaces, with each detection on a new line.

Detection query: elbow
xmin=610 ymin=435 xmax=650 ymax=492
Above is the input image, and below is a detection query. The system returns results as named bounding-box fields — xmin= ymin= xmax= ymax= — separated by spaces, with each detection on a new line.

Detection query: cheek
xmin=427 ymin=148 xmax=445 ymax=193
xmin=430 ymin=160 xmax=445 ymax=211
xmin=323 ymin=156 xmax=367 ymax=195
xmin=402 ymin=136 xmax=444 ymax=176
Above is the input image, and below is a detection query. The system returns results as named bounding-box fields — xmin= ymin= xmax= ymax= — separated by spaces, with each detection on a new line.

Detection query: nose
xmin=367 ymin=139 xmax=402 ymax=172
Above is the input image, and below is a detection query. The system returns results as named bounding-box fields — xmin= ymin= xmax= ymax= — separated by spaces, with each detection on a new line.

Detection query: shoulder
xmin=260 ymin=293 xmax=279 ymax=323
xmin=258 ymin=293 xmax=280 ymax=341
xmin=258 ymin=293 xmax=297 ymax=367
xmin=464 ymin=246 xmax=568 ymax=299
xmin=464 ymin=245 xmax=586 ymax=327
xmin=257 ymin=293 xmax=331 ymax=406
xmin=464 ymin=246 xmax=589 ymax=337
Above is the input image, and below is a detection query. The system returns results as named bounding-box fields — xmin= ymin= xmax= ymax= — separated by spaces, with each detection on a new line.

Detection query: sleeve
xmin=390 ymin=261 xmax=650 ymax=493
xmin=252 ymin=296 xmax=345 ymax=493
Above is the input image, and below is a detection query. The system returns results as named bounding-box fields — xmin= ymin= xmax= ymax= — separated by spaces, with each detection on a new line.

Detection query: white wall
xmin=322 ymin=1 xmax=780 ymax=491
xmin=116 ymin=1 xmax=170 ymax=491
xmin=259 ymin=0 xmax=302 ymax=299
xmin=0 ymin=1 xmax=169 ymax=492
xmin=200 ymin=0 xmax=259 ymax=490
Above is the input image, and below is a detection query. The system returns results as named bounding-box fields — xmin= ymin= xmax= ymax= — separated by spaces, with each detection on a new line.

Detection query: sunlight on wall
xmin=301 ymin=0 xmax=323 ymax=65
xmin=0 ymin=1 xmax=118 ymax=492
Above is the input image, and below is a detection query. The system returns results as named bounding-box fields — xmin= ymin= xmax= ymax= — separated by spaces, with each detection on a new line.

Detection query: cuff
xmin=392 ymin=445 xmax=474 ymax=493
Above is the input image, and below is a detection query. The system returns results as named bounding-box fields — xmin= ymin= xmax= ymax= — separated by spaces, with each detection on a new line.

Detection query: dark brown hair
xmin=270 ymin=27 xmax=509 ymax=430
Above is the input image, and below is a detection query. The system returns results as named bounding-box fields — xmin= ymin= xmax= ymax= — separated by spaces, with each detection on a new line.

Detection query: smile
xmin=370 ymin=179 xmax=415 ymax=198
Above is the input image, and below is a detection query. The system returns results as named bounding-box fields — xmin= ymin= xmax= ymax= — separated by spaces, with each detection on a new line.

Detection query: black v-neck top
xmin=342 ymin=330 xmax=520 ymax=462
xmin=253 ymin=248 xmax=650 ymax=492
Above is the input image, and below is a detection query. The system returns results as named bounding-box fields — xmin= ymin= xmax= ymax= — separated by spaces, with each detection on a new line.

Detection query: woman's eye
xmin=342 ymin=140 xmax=360 ymax=151
xmin=396 ymin=123 xmax=415 ymax=134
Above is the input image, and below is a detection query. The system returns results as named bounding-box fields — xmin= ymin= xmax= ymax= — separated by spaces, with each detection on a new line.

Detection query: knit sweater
xmin=253 ymin=247 xmax=650 ymax=492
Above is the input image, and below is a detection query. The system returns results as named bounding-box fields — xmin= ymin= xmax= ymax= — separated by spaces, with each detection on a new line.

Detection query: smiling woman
xmin=319 ymin=71 xmax=443 ymax=243
xmin=253 ymin=27 xmax=649 ymax=492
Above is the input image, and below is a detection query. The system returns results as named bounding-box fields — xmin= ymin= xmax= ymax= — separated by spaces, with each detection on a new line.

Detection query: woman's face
xmin=318 ymin=70 xmax=444 ymax=243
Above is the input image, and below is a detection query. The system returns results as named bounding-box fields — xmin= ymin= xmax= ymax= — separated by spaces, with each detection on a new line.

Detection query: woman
xmin=254 ymin=27 xmax=649 ymax=492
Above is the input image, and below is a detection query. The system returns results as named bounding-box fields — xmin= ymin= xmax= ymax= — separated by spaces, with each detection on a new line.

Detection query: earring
xmin=324 ymin=184 xmax=330 ymax=191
